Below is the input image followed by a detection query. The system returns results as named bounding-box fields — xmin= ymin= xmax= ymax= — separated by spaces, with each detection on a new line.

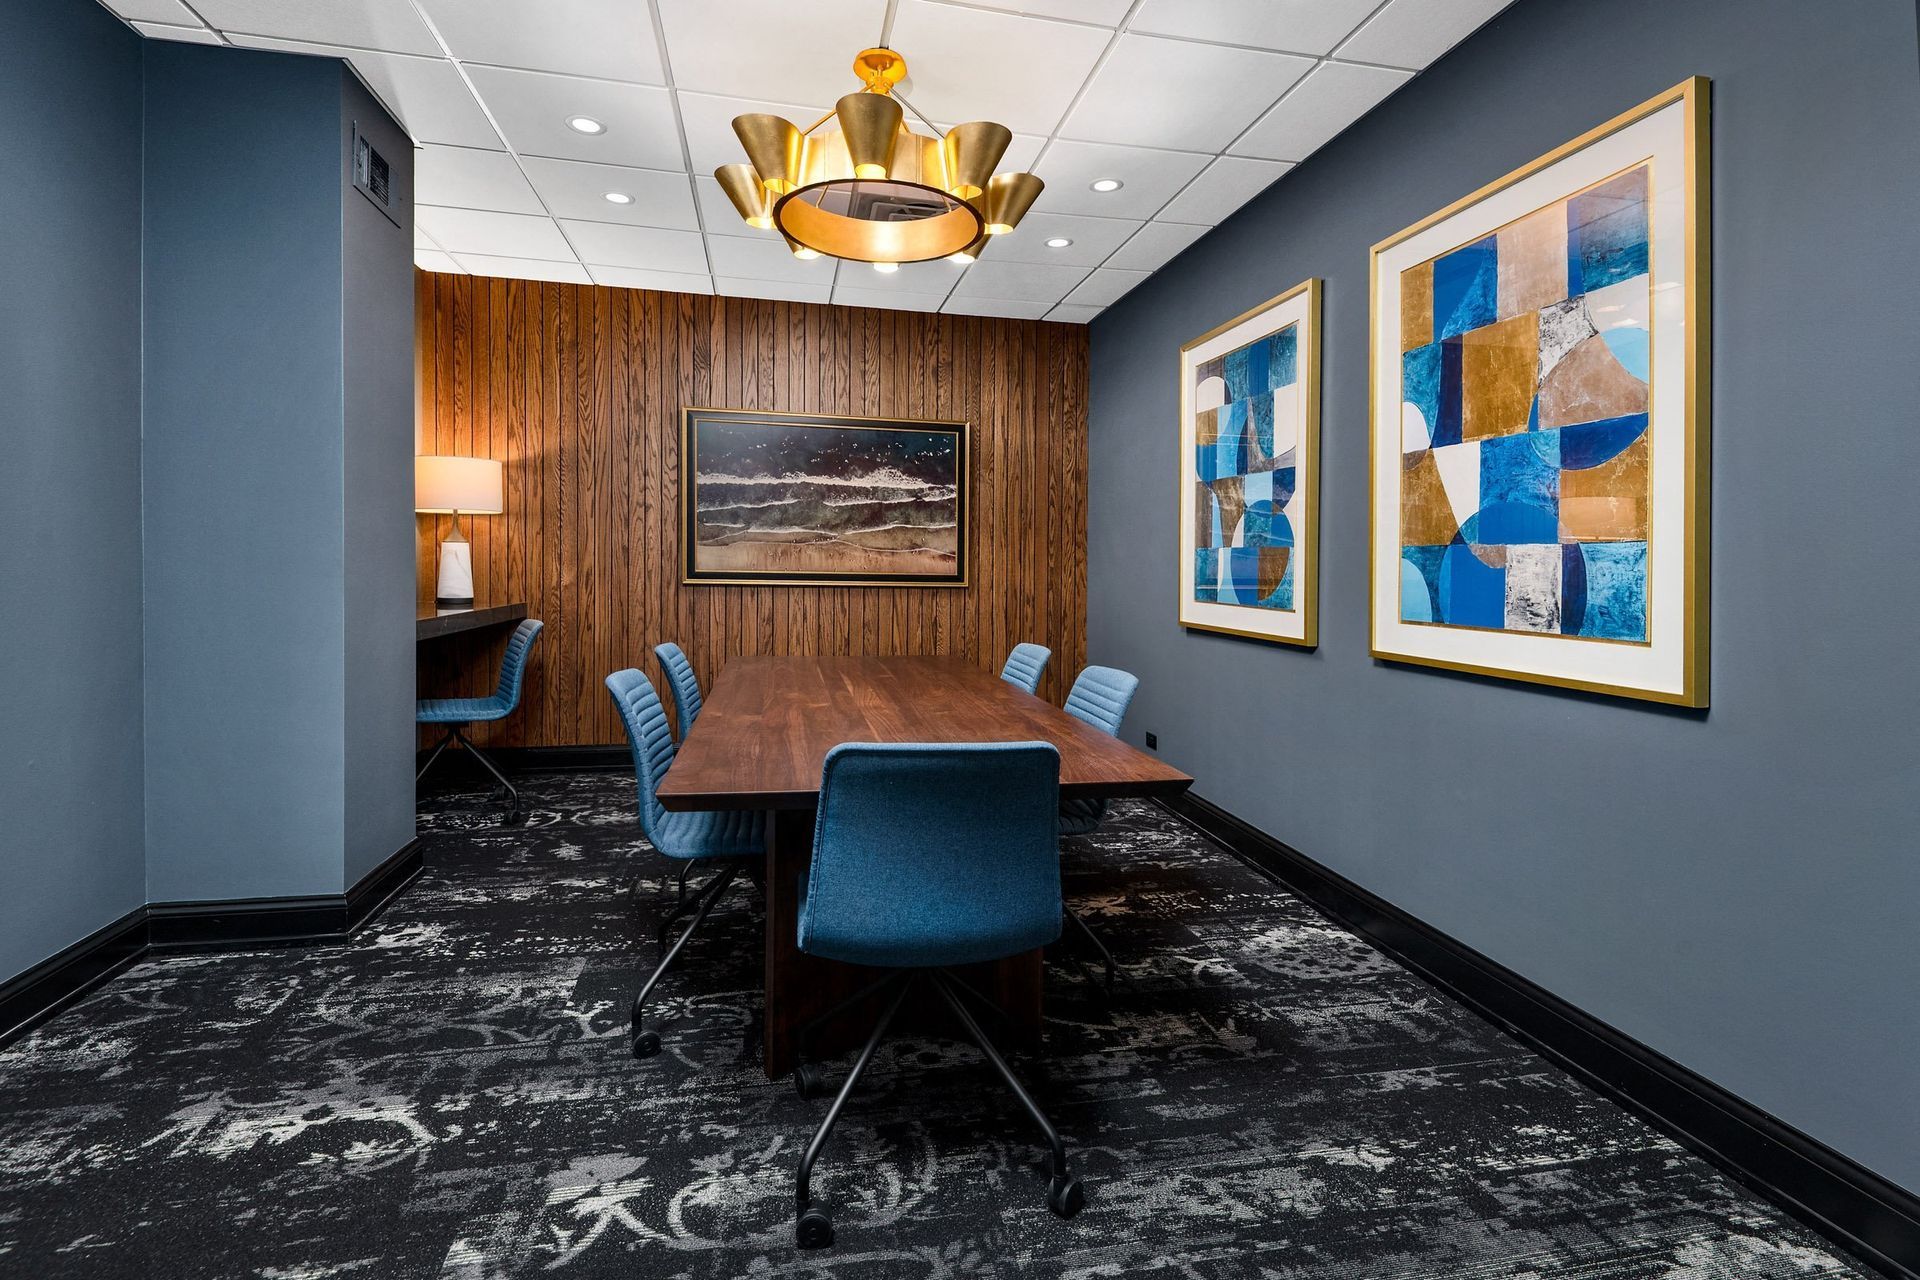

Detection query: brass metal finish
xmin=948 ymin=231 xmax=988 ymax=265
xmin=715 ymin=163 xmax=774 ymax=228
xmin=942 ymin=121 xmax=1012 ymax=199
xmin=733 ymin=113 xmax=803 ymax=194
xmin=982 ymin=171 xmax=1043 ymax=234
xmin=835 ymin=91 xmax=903 ymax=179
xmin=852 ymin=47 xmax=907 ymax=92
xmin=776 ymin=180 xmax=983 ymax=263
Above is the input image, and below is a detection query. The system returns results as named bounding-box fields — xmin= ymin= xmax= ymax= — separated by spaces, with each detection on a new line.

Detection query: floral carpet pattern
xmin=0 ymin=769 xmax=1875 ymax=1278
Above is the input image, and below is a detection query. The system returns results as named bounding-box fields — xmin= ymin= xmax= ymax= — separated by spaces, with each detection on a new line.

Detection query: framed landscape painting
xmin=1179 ymin=278 xmax=1321 ymax=646
xmin=1369 ymin=78 xmax=1709 ymax=705
xmin=681 ymin=408 xmax=968 ymax=587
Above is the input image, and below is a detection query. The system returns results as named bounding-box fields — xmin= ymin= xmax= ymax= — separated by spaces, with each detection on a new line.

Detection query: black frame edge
xmin=1161 ymin=792 xmax=1919 ymax=1280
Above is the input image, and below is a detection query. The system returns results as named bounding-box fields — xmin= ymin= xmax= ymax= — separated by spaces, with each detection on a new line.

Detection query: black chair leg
xmin=1066 ymin=906 xmax=1127 ymax=992
xmin=630 ymin=863 xmax=737 ymax=1060
xmin=795 ymin=974 xmax=916 ymax=1250
xmin=454 ymin=728 xmax=523 ymax=824
xmin=930 ymin=971 xmax=1084 ymax=1220
xmin=415 ymin=729 xmax=458 ymax=785
xmin=653 ymin=863 xmax=704 ymax=945
xmin=791 ymin=970 xmax=908 ymax=1099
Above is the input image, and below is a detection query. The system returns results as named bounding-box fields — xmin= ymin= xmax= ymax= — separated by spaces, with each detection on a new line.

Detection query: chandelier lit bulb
xmin=715 ymin=48 xmax=1043 ymax=266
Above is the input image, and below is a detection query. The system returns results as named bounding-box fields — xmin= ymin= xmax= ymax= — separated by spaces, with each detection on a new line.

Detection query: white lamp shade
xmin=415 ymin=455 xmax=503 ymax=514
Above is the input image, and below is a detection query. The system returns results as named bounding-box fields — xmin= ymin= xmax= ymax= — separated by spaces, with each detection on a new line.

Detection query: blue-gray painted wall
xmin=1088 ymin=0 xmax=1920 ymax=1193
xmin=0 ymin=0 xmax=147 ymax=981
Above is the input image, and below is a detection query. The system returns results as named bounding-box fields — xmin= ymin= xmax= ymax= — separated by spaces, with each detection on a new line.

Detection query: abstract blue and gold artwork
xmin=1180 ymin=280 xmax=1320 ymax=646
xmin=1370 ymin=79 xmax=1709 ymax=704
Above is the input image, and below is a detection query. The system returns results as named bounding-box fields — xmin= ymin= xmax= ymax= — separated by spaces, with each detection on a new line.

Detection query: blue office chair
xmin=999 ymin=642 xmax=1052 ymax=696
xmin=790 ymin=741 xmax=1083 ymax=1249
xmin=605 ymin=668 xmax=764 ymax=1060
xmin=653 ymin=641 xmax=703 ymax=741
xmin=417 ymin=618 xmax=543 ymax=823
xmin=1056 ymin=665 xmax=1140 ymax=988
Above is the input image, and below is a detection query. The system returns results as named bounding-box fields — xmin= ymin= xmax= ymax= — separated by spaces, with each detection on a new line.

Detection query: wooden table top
xmin=656 ymin=655 xmax=1191 ymax=811
xmin=415 ymin=602 xmax=528 ymax=642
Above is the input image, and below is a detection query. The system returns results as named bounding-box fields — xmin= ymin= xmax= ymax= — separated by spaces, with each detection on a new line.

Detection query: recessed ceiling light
xmin=1045 ymin=237 xmax=1073 ymax=249
xmin=872 ymin=261 xmax=899 ymax=274
xmin=566 ymin=115 xmax=606 ymax=135
xmin=1089 ymin=178 xmax=1123 ymax=193
xmin=603 ymin=191 xmax=633 ymax=205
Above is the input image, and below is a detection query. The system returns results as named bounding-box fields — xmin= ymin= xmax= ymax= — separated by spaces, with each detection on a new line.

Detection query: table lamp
xmin=416 ymin=455 xmax=503 ymax=609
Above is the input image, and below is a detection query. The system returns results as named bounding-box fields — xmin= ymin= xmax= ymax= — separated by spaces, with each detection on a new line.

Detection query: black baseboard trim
xmin=415 ymin=743 xmax=629 ymax=776
xmin=1162 ymin=792 xmax=1919 ymax=1280
xmin=0 ymin=907 xmax=149 ymax=1046
xmin=0 ymin=839 xmax=424 ymax=1045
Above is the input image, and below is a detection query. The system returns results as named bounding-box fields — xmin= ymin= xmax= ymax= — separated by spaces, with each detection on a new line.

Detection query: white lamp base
xmin=436 ymin=540 xmax=474 ymax=609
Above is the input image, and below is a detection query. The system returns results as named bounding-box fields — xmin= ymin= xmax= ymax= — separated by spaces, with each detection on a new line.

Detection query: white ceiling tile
xmin=131 ymin=21 xmax=223 ymax=44
xmin=660 ymin=0 xmax=884 ymax=102
xmin=102 ymin=0 xmax=199 ymax=22
xmin=1105 ymin=220 xmax=1207 ymax=271
xmin=982 ymin=211 xmax=1139 ymax=267
xmin=1129 ymin=0 xmax=1381 ymax=56
xmin=706 ymin=236 xmax=839 ymax=285
xmin=1063 ymin=266 xmax=1148 ymax=306
xmin=1032 ymin=139 xmax=1210 ymax=219
xmin=193 ymin=0 xmax=441 ymax=55
xmin=677 ymin=91 xmax=821 ymax=177
xmin=415 ymin=145 xmax=543 ymax=214
xmin=834 ymin=260 xmax=959 ymax=292
xmin=1233 ymin=61 xmax=1412 ymax=162
xmin=1156 ymin=155 xmax=1291 ymax=224
xmin=522 ymin=157 xmax=698 ymax=229
xmin=1045 ymin=302 xmax=1103 ymax=324
xmin=956 ymin=0 xmax=1131 ymax=23
xmin=588 ymin=265 xmax=715 ymax=293
xmin=417 ymin=207 xmax=575 ymax=259
xmin=226 ymin=38 xmax=501 ymax=148
xmin=715 ymin=277 xmax=833 ymax=303
xmin=466 ymin=66 xmax=682 ymax=168
xmin=940 ymin=296 xmax=1054 ymax=320
xmin=1061 ymin=35 xmax=1312 ymax=152
xmin=451 ymin=254 xmax=593 ymax=283
xmin=415 ymin=249 xmax=465 ymax=274
xmin=695 ymin=176 xmax=767 ymax=238
xmin=949 ymin=259 xmax=1090 ymax=304
xmin=1336 ymin=0 xmax=1515 ymax=69
xmin=831 ymin=287 xmax=947 ymax=312
xmin=888 ymin=2 xmax=1110 ymax=135
xmin=559 ymin=221 xmax=708 ymax=273
xmin=415 ymin=0 xmax=666 ymax=83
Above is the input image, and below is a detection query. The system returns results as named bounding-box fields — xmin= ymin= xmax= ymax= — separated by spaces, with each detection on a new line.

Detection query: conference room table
xmin=655 ymin=654 xmax=1192 ymax=1078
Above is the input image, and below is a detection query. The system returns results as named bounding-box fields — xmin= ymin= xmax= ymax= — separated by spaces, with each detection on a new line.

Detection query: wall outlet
xmin=1144 ymin=732 xmax=1158 ymax=750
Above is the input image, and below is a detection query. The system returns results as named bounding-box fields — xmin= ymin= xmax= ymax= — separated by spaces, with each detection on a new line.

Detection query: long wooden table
xmin=656 ymin=655 xmax=1192 ymax=1077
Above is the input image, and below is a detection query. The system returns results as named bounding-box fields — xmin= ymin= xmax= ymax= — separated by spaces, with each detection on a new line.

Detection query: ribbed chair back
xmin=800 ymin=742 xmax=1063 ymax=969
xmin=999 ymin=643 xmax=1052 ymax=695
xmin=1063 ymin=665 xmax=1138 ymax=736
xmin=653 ymin=641 xmax=703 ymax=738
xmin=494 ymin=619 xmax=544 ymax=709
xmin=605 ymin=668 xmax=676 ymax=846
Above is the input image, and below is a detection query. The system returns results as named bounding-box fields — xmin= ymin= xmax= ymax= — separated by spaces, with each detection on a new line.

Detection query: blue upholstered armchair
xmin=998 ymin=643 xmax=1052 ymax=696
xmin=1056 ymin=665 xmax=1140 ymax=989
xmin=416 ymin=618 xmax=543 ymax=822
xmin=653 ymin=641 xmax=703 ymax=741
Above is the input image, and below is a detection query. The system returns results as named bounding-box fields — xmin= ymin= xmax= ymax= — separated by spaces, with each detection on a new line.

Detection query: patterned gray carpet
xmin=0 ymin=769 xmax=1876 ymax=1278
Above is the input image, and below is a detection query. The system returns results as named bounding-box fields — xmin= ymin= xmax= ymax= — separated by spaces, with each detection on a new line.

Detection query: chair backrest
xmin=800 ymin=742 xmax=1063 ymax=968
xmin=652 ymin=641 xmax=703 ymax=739
xmin=999 ymin=642 xmax=1052 ymax=695
xmin=1063 ymin=664 xmax=1138 ymax=738
xmin=604 ymin=668 xmax=675 ymax=843
xmin=493 ymin=619 xmax=544 ymax=709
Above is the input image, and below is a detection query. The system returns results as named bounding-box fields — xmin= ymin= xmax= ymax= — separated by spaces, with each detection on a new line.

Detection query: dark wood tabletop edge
xmin=656 ymin=774 xmax=1192 ymax=813
xmin=415 ymin=602 xmax=529 ymax=641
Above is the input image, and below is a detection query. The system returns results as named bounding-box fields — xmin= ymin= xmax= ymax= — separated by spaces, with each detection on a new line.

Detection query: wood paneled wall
xmin=415 ymin=271 xmax=1089 ymax=748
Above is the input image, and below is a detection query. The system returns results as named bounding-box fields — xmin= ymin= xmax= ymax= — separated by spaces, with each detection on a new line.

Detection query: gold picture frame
xmin=1178 ymin=277 xmax=1323 ymax=647
xmin=681 ymin=406 xmax=970 ymax=588
xmin=1367 ymin=77 xmax=1710 ymax=705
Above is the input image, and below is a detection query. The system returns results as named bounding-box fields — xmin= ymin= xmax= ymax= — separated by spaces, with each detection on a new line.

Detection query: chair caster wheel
xmin=1047 ymin=1174 xmax=1084 ymax=1219
xmin=793 ymin=1063 xmax=828 ymax=1099
xmin=631 ymin=1029 xmax=661 ymax=1059
xmin=502 ymin=809 xmax=526 ymax=826
xmin=796 ymin=1207 xmax=834 ymax=1249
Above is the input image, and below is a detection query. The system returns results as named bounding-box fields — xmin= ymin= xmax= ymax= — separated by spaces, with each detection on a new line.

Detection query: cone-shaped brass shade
xmin=780 ymin=231 xmax=822 ymax=260
xmin=835 ymin=92 xmax=902 ymax=180
xmin=733 ymin=113 xmax=803 ymax=194
xmin=982 ymin=171 xmax=1043 ymax=234
xmin=947 ymin=231 xmax=989 ymax=265
xmin=715 ymin=163 xmax=775 ymax=229
xmin=942 ymin=121 xmax=1011 ymax=200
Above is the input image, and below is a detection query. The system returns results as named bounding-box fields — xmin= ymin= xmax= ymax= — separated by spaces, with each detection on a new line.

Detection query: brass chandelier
xmin=714 ymin=48 xmax=1043 ymax=267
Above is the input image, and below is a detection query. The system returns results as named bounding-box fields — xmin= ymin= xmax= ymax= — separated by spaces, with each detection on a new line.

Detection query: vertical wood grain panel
xmin=416 ymin=270 xmax=1089 ymax=748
